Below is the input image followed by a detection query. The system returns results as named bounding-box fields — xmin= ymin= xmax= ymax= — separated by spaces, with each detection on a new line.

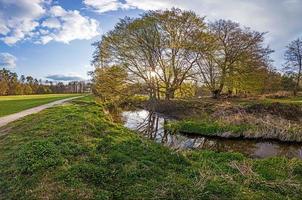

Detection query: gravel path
xmin=0 ymin=96 xmax=83 ymax=128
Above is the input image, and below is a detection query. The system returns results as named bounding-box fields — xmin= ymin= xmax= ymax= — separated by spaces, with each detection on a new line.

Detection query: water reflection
xmin=121 ymin=109 xmax=302 ymax=159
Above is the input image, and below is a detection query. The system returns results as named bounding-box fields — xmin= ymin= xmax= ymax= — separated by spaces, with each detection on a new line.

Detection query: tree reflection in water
xmin=121 ymin=109 xmax=302 ymax=159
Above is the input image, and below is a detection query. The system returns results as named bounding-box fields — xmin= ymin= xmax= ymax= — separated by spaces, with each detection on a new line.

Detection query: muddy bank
xmin=143 ymin=99 xmax=215 ymax=119
xmin=138 ymin=99 xmax=302 ymax=142
xmin=245 ymin=102 xmax=302 ymax=121
xmin=143 ymin=99 xmax=302 ymax=121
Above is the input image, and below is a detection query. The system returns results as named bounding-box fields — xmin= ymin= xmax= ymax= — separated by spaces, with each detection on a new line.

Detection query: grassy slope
xmin=0 ymin=94 xmax=80 ymax=117
xmin=0 ymin=97 xmax=302 ymax=199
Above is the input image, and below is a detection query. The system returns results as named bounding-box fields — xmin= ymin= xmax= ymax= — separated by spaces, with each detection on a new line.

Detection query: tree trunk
xmin=295 ymin=63 xmax=302 ymax=96
xmin=211 ymin=82 xmax=224 ymax=99
xmin=293 ymin=89 xmax=297 ymax=96
xmin=294 ymin=73 xmax=301 ymax=96
xmin=212 ymin=89 xmax=221 ymax=99
xmin=165 ymin=88 xmax=175 ymax=100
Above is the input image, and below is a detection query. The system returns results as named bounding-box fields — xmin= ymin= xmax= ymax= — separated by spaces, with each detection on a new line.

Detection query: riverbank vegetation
xmin=1 ymin=97 xmax=302 ymax=199
xmin=152 ymin=97 xmax=302 ymax=142
xmin=89 ymin=8 xmax=302 ymax=143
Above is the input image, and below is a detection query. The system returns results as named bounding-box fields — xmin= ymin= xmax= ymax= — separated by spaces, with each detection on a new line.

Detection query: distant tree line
xmin=0 ymin=68 xmax=91 ymax=95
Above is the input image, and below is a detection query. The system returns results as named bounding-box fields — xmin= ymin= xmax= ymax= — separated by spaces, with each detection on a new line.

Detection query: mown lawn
xmin=0 ymin=96 xmax=302 ymax=199
xmin=0 ymin=94 xmax=81 ymax=117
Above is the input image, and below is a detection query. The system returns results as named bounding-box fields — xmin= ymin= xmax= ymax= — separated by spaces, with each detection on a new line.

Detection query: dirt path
xmin=0 ymin=96 xmax=83 ymax=128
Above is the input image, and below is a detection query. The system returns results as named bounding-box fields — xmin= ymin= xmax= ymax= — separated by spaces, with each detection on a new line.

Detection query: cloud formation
xmin=46 ymin=74 xmax=84 ymax=81
xmin=84 ymin=0 xmax=302 ymax=66
xmin=0 ymin=53 xmax=17 ymax=68
xmin=0 ymin=0 xmax=100 ymax=45
xmin=39 ymin=5 xmax=100 ymax=44
xmin=83 ymin=0 xmax=130 ymax=13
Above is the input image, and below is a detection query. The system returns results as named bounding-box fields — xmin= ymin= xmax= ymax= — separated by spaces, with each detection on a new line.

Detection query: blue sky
xmin=1 ymin=0 xmax=302 ymax=81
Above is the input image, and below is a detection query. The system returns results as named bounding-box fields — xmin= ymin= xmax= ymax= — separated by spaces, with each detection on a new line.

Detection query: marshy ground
xmin=142 ymin=96 xmax=302 ymax=142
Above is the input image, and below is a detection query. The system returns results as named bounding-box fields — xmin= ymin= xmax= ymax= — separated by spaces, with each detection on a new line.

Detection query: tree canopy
xmin=283 ymin=38 xmax=302 ymax=95
xmin=92 ymin=8 xmax=299 ymax=100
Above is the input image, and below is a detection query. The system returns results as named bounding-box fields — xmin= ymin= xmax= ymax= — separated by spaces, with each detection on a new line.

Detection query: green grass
xmin=166 ymin=120 xmax=251 ymax=137
xmin=0 ymin=96 xmax=302 ymax=199
xmin=0 ymin=94 xmax=81 ymax=117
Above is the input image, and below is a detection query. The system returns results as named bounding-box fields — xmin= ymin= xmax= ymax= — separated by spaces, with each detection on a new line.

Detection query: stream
xmin=121 ymin=109 xmax=302 ymax=159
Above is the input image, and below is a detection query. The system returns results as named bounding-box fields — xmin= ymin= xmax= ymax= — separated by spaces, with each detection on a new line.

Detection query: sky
xmin=0 ymin=0 xmax=302 ymax=82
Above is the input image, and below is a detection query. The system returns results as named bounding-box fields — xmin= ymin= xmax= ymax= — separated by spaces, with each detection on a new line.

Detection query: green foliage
xmin=175 ymin=82 xmax=198 ymax=98
xmin=281 ymin=74 xmax=297 ymax=92
xmin=283 ymin=38 xmax=302 ymax=96
xmin=93 ymin=8 xmax=210 ymax=100
xmin=1 ymin=96 xmax=302 ymax=199
xmin=93 ymin=65 xmax=130 ymax=105
xmin=0 ymin=68 xmax=89 ymax=96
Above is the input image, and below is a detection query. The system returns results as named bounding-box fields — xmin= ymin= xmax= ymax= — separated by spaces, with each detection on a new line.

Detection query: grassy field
xmin=0 ymin=96 xmax=301 ymax=199
xmin=0 ymin=94 xmax=81 ymax=117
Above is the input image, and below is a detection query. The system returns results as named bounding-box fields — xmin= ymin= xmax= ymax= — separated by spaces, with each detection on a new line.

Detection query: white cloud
xmin=0 ymin=0 xmax=100 ymax=45
xmin=83 ymin=0 xmax=173 ymax=13
xmin=38 ymin=5 xmax=100 ymax=44
xmin=125 ymin=0 xmax=174 ymax=11
xmin=0 ymin=53 xmax=17 ymax=68
xmin=83 ymin=0 xmax=130 ymax=13
xmin=49 ymin=5 xmax=66 ymax=16
xmin=0 ymin=0 xmax=45 ymax=45
xmin=42 ymin=18 xmax=61 ymax=29
xmin=83 ymin=0 xmax=175 ymax=13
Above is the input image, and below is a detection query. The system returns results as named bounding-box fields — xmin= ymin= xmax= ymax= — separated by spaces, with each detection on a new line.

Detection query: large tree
xmin=196 ymin=20 xmax=273 ymax=98
xmin=283 ymin=37 xmax=302 ymax=96
xmin=93 ymin=8 xmax=210 ymax=100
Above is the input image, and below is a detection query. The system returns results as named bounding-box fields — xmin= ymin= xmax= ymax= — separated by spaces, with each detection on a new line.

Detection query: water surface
xmin=121 ymin=109 xmax=302 ymax=159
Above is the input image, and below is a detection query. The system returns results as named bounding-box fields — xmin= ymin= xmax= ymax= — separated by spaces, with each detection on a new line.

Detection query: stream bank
xmin=120 ymin=109 xmax=302 ymax=159
xmin=133 ymin=99 xmax=302 ymax=142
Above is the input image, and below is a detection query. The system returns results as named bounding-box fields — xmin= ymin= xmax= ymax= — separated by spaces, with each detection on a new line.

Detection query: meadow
xmin=0 ymin=96 xmax=302 ymax=199
xmin=0 ymin=94 xmax=81 ymax=117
